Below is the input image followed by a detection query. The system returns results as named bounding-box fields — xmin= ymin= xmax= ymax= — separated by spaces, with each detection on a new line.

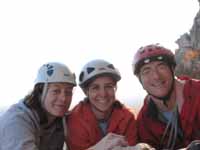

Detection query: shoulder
xmin=113 ymin=101 xmax=137 ymax=119
xmin=70 ymin=100 xmax=90 ymax=115
xmin=181 ymin=77 xmax=200 ymax=97
xmin=177 ymin=76 xmax=200 ymax=88
xmin=121 ymin=105 xmax=137 ymax=117
xmin=137 ymin=96 xmax=150 ymax=119
xmin=68 ymin=100 xmax=94 ymax=123
xmin=0 ymin=103 xmax=39 ymax=147
xmin=0 ymin=102 xmax=39 ymax=132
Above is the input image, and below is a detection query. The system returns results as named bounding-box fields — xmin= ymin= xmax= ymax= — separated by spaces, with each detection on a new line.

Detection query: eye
xmin=158 ymin=63 xmax=168 ymax=70
xmin=90 ymin=85 xmax=99 ymax=91
xmin=104 ymin=84 xmax=115 ymax=90
xmin=51 ymin=89 xmax=60 ymax=95
xmin=64 ymin=91 xmax=73 ymax=96
xmin=141 ymin=68 xmax=151 ymax=76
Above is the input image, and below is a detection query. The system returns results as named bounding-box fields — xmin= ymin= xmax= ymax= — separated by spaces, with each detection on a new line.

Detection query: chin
xmin=98 ymin=107 xmax=111 ymax=113
xmin=53 ymin=111 xmax=65 ymax=117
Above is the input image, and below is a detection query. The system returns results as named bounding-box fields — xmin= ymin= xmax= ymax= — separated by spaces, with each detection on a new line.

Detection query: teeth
xmin=98 ymin=100 xmax=107 ymax=104
xmin=55 ymin=105 xmax=65 ymax=109
xmin=153 ymin=81 xmax=164 ymax=87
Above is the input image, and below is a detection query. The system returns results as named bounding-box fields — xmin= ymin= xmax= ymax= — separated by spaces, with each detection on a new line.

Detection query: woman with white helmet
xmin=66 ymin=59 xmax=138 ymax=150
xmin=0 ymin=62 xmax=76 ymax=150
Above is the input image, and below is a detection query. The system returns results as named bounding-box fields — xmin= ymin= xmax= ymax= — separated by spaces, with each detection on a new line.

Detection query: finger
xmin=106 ymin=137 xmax=128 ymax=148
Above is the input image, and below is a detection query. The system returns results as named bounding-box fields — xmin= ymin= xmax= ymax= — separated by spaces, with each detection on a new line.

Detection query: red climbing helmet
xmin=132 ymin=44 xmax=176 ymax=75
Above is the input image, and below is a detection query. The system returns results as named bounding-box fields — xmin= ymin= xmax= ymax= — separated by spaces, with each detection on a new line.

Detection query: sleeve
xmin=137 ymin=111 xmax=160 ymax=149
xmin=193 ymin=92 xmax=200 ymax=139
xmin=0 ymin=115 xmax=39 ymax=150
xmin=66 ymin=115 xmax=93 ymax=150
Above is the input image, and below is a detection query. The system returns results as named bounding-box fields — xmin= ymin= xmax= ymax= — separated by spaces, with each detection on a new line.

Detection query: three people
xmin=66 ymin=59 xmax=138 ymax=150
xmin=0 ymin=62 xmax=76 ymax=150
xmin=1 ymin=46 xmax=200 ymax=150
xmin=132 ymin=44 xmax=200 ymax=149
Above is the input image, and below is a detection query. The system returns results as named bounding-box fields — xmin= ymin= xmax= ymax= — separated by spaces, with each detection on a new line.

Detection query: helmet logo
xmin=46 ymin=64 xmax=54 ymax=77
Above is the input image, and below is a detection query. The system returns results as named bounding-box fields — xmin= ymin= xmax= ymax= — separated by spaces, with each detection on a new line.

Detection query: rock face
xmin=175 ymin=1 xmax=200 ymax=79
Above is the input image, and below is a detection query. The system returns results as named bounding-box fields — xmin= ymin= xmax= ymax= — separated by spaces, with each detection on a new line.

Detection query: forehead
xmin=140 ymin=61 xmax=168 ymax=70
xmin=90 ymin=76 xmax=115 ymax=85
xmin=48 ymin=83 xmax=74 ymax=89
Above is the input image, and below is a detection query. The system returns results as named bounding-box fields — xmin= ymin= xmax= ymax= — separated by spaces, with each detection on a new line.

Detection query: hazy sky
xmin=0 ymin=0 xmax=199 ymax=110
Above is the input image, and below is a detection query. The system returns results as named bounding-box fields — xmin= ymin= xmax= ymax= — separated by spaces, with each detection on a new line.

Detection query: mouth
xmin=97 ymin=99 xmax=109 ymax=104
xmin=54 ymin=104 xmax=67 ymax=110
xmin=152 ymin=80 xmax=165 ymax=88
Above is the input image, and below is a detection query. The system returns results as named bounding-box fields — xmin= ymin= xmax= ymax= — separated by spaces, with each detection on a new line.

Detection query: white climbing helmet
xmin=35 ymin=62 xmax=76 ymax=86
xmin=79 ymin=59 xmax=121 ymax=88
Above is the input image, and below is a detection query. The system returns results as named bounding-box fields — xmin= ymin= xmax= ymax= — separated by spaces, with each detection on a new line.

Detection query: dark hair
xmin=23 ymin=83 xmax=48 ymax=124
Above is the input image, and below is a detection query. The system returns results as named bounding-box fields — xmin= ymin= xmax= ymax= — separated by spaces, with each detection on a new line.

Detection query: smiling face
xmin=43 ymin=83 xmax=74 ymax=117
xmin=139 ymin=61 xmax=174 ymax=98
xmin=86 ymin=76 xmax=116 ymax=119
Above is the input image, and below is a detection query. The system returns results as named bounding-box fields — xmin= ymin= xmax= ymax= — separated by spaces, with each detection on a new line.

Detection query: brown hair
xmin=24 ymin=83 xmax=48 ymax=124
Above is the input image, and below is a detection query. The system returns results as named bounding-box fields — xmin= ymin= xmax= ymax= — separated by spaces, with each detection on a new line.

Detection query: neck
xmin=151 ymin=81 xmax=176 ymax=112
xmin=91 ymin=105 xmax=113 ymax=121
xmin=45 ymin=112 xmax=57 ymax=127
xmin=151 ymin=93 xmax=176 ymax=112
xmin=151 ymin=78 xmax=185 ymax=112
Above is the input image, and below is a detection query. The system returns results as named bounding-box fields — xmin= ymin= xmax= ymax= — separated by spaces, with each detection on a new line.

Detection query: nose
xmin=151 ymin=68 xmax=160 ymax=80
xmin=60 ymin=92 xmax=67 ymax=102
xmin=98 ymin=87 xmax=107 ymax=97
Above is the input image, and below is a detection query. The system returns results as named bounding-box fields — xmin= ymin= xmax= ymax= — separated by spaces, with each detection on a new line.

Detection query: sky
xmin=0 ymin=0 xmax=199 ymax=110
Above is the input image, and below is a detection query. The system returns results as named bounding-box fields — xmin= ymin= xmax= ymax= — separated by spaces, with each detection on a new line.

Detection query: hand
xmin=112 ymin=143 xmax=155 ymax=150
xmin=186 ymin=140 xmax=200 ymax=150
xmin=88 ymin=133 xmax=128 ymax=150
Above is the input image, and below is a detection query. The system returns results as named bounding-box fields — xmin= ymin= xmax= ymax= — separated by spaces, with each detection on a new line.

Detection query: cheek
xmin=88 ymin=93 xmax=95 ymax=101
xmin=43 ymin=99 xmax=51 ymax=112
xmin=140 ymin=77 xmax=148 ymax=88
xmin=43 ymin=96 xmax=54 ymax=108
xmin=66 ymin=98 xmax=72 ymax=106
xmin=86 ymin=90 xmax=94 ymax=98
xmin=109 ymin=92 xmax=116 ymax=98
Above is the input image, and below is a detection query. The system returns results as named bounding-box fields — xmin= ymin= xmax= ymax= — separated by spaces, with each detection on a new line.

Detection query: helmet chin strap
xmin=41 ymin=81 xmax=48 ymax=108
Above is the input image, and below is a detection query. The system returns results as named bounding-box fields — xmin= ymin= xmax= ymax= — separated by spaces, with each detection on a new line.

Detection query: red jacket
xmin=66 ymin=100 xmax=137 ymax=150
xmin=137 ymin=78 xmax=200 ymax=149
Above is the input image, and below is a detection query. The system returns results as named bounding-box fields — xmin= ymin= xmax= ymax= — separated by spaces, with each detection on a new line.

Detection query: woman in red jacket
xmin=132 ymin=44 xmax=200 ymax=150
xmin=66 ymin=59 xmax=138 ymax=150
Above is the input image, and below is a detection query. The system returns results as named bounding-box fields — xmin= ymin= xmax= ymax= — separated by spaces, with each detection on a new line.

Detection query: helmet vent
xmin=107 ymin=64 xmax=115 ymax=69
xmin=148 ymin=48 xmax=153 ymax=52
xmin=87 ymin=67 xmax=95 ymax=74
xmin=79 ymin=72 xmax=84 ymax=82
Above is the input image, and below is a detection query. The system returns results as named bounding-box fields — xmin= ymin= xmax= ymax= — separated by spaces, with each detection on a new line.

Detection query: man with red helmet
xmin=132 ymin=44 xmax=200 ymax=150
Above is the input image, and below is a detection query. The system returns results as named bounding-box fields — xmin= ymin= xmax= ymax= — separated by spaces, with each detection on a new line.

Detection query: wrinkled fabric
xmin=137 ymin=78 xmax=200 ymax=149
xmin=66 ymin=100 xmax=137 ymax=150
xmin=0 ymin=100 xmax=64 ymax=150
